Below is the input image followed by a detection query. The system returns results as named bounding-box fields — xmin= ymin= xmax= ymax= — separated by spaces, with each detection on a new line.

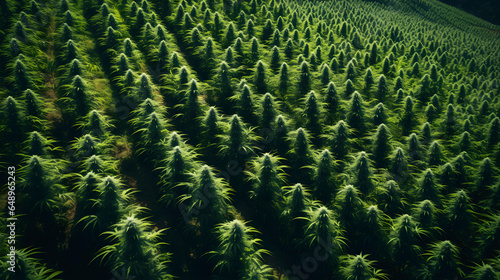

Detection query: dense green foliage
xmin=0 ymin=0 xmax=499 ymax=279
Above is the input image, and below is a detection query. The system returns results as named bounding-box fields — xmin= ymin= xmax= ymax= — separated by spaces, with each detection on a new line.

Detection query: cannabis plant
xmin=411 ymin=200 xmax=440 ymax=238
xmin=217 ymin=114 xmax=256 ymax=166
xmin=346 ymin=91 xmax=366 ymax=137
xmin=23 ymin=131 xmax=54 ymax=157
xmin=272 ymin=114 xmax=291 ymax=158
xmin=247 ymin=153 xmax=286 ymax=222
xmin=389 ymin=214 xmax=425 ymax=278
xmin=177 ymin=170 xmax=230 ymax=235
xmin=377 ymin=180 xmax=407 ymax=217
xmin=235 ymin=84 xmax=258 ymax=126
xmin=98 ymin=215 xmax=174 ymax=280
xmin=0 ymin=248 xmax=62 ymax=280
xmin=19 ymin=155 xmax=68 ymax=256
xmin=474 ymin=157 xmax=495 ymax=200
xmin=288 ymin=127 xmax=317 ymax=185
xmin=444 ymin=190 xmax=474 ymax=240
xmin=2 ymin=96 xmax=26 ymax=144
xmin=350 ymin=152 xmax=375 ymax=195
xmin=302 ymin=206 xmax=345 ymax=274
xmin=324 ymin=120 xmax=351 ymax=165
xmin=177 ymin=79 xmax=203 ymax=139
xmin=468 ymin=263 xmax=499 ymax=280
xmin=371 ymin=123 xmax=392 ymax=169
xmin=340 ymin=254 xmax=387 ymax=280
xmin=300 ymin=91 xmax=323 ymax=143
xmin=476 ymin=214 xmax=500 ymax=259
xmin=420 ymin=241 xmax=464 ymax=280
xmin=76 ymin=109 xmax=112 ymax=138
xmin=135 ymin=112 xmax=169 ymax=162
xmin=214 ymin=61 xmax=236 ymax=112
xmin=359 ymin=205 xmax=390 ymax=262
xmin=158 ymin=144 xmax=198 ymax=207
xmin=313 ymin=149 xmax=337 ymax=203
xmin=200 ymin=106 xmax=225 ymax=161
xmin=22 ymin=89 xmax=45 ymax=130
xmin=281 ymin=183 xmax=312 ymax=242
xmin=210 ymin=219 xmax=272 ymax=279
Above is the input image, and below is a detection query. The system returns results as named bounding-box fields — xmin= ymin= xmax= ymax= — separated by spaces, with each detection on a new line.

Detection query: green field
xmin=1 ymin=0 xmax=499 ymax=279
